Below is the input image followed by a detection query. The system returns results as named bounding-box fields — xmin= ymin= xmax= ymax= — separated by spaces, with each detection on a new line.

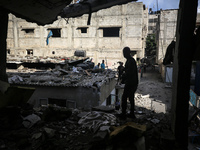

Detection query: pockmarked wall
xmin=7 ymin=2 xmax=148 ymax=69
xmin=156 ymin=9 xmax=178 ymax=64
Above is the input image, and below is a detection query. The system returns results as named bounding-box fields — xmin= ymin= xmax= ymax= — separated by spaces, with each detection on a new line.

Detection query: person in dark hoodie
xmin=119 ymin=47 xmax=138 ymax=119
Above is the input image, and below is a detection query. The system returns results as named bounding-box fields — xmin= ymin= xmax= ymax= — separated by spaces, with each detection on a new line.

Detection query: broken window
xmin=22 ymin=28 xmax=34 ymax=34
xmin=26 ymin=49 xmax=33 ymax=56
xmin=100 ymin=27 xmax=120 ymax=37
xmin=47 ymin=28 xmax=61 ymax=37
xmin=7 ymin=49 xmax=10 ymax=55
xmin=77 ymin=27 xmax=88 ymax=33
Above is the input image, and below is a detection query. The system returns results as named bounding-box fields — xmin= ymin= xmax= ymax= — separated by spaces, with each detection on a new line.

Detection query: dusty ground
xmin=136 ymin=67 xmax=172 ymax=114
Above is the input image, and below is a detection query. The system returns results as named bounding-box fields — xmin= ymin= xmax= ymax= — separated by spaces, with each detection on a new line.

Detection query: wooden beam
xmin=0 ymin=8 xmax=8 ymax=82
xmin=61 ymin=0 xmax=135 ymax=18
xmin=171 ymin=0 xmax=198 ymax=148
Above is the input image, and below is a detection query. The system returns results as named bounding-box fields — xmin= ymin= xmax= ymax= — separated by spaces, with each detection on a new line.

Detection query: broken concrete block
xmin=100 ymin=126 xmax=110 ymax=132
xmin=150 ymin=118 xmax=160 ymax=124
xmin=44 ymin=127 xmax=56 ymax=138
xmin=8 ymin=75 xmax=23 ymax=83
xmin=32 ymin=132 xmax=42 ymax=140
xmin=17 ymin=65 xmax=24 ymax=70
xmin=151 ymin=100 xmax=166 ymax=113
xmin=23 ymin=114 xmax=41 ymax=128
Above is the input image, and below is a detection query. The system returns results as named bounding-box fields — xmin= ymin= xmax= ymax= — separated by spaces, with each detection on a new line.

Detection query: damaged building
xmin=0 ymin=0 xmax=200 ymax=149
xmin=7 ymin=67 xmax=117 ymax=109
xmin=6 ymin=2 xmax=148 ymax=68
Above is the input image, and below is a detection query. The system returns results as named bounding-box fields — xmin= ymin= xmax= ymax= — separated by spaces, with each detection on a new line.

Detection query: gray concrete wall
xmin=7 ymin=2 xmax=148 ymax=69
xmin=28 ymin=78 xmax=117 ymax=109
xmin=29 ymin=86 xmax=99 ymax=109
xmin=156 ymin=9 xmax=178 ymax=63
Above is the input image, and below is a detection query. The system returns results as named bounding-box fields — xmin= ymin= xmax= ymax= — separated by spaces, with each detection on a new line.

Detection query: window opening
xmin=100 ymin=27 xmax=120 ymax=37
xmin=52 ymin=51 xmax=55 ymax=54
xmin=22 ymin=28 xmax=34 ymax=34
xmin=26 ymin=49 xmax=33 ymax=56
xmin=47 ymin=28 xmax=61 ymax=37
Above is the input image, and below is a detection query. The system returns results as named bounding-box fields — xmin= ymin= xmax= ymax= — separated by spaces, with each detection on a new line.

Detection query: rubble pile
xmin=7 ymin=55 xmax=88 ymax=64
xmin=7 ymin=67 xmax=116 ymax=88
xmin=135 ymin=79 xmax=172 ymax=113
xmin=0 ymin=103 xmax=176 ymax=150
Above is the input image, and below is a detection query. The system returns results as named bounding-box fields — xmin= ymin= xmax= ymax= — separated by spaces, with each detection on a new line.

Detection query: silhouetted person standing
xmin=120 ymin=47 xmax=138 ymax=119
xmin=117 ymin=62 xmax=124 ymax=84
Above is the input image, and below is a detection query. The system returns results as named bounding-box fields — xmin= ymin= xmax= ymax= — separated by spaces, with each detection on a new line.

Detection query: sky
xmin=137 ymin=0 xmax=180 ymax=11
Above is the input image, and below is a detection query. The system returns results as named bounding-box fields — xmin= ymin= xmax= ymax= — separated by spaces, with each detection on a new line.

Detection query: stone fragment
xmin=44 ymin=127 xmax=56 ymax=138
xmin=32 ymin=132 xmax=42 ymax=140
xmin=150 ymin=118 xmax=160 ymax=124
xmin=23 ymin=114 xmax=41 ymax=128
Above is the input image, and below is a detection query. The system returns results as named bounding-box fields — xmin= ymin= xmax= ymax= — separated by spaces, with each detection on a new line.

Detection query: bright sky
xmin=137 ymin=0 xmax=180 ymax=11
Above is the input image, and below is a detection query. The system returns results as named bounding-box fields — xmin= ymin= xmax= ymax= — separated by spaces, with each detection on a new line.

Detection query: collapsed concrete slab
xmin=8 ymin=69 xmax=117 ymax=109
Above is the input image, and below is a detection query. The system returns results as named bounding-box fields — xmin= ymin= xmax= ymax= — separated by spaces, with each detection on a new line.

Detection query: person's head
xmin=102 ymin=60 xmax=104 ymax=64
xmin=123 ymin=47 xmax=131 ymax=58
xmin=98 ymin=63 xmax=100 ymax=66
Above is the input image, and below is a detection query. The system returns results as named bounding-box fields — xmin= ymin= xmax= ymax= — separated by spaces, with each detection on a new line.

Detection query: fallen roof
xmin=0 ymin=0 xmax=136 ymax=25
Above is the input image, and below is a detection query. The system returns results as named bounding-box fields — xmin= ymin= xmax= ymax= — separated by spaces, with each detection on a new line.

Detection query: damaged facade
xmin=6 ymin=2 xmax=148 ymax=68
xmin=156 ymin=9 xmax=178 ymax=64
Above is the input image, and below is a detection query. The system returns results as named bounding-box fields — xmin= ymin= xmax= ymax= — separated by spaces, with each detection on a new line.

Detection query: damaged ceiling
xmin=0 ymin=0 xmax=136 ymax=25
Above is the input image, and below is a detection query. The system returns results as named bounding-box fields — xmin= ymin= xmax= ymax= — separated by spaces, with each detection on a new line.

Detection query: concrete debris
xmin=44 ymin=127 xmax=56 ymax=138
xmin=0 ymin=102 xmax=184 ymax=150
xmin=99 ymin=126 xmax=111 ymax=132
xmin=150 ymin=118 xmax=160 ymax=124
xmin=8 ymin=75 xmax=23 ymax=83
xmin=72 ymin=66 xmax=79 ymax=73
xmin=17 ymin=65 xmax=24 ymax=70
xmin=22 ymin=114 xmax=41 ymax=128
xmin=7 ymin=65 xmax=116 ymax=88
xmin=32 ymin=132 xmax=42 ymax=140
xmin=141 ymin=94 xmax=150 ymax=98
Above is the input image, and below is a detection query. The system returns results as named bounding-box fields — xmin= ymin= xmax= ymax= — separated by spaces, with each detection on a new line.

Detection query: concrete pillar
xmin=94 ymin=13 xmax=99 ymax=65
xmin=171 ymin=0 xmax=198 ymax=149
xmin=0 ymin=8 xmax=8 ymax=82
xmin=13 ymin=15 xmax=19 ymax=49
xmin=40 ymin=26 xmax=44 ymax=47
